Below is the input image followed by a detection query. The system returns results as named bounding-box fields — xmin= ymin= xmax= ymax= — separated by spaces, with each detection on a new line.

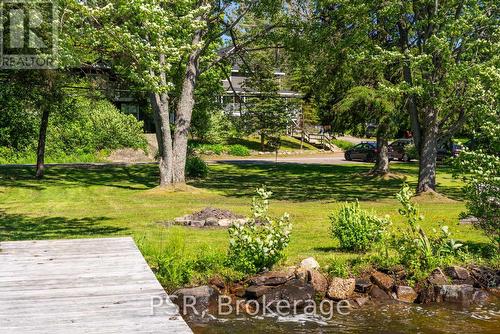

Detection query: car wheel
xmin=345 ymin=153 xmax=352 ymax=161
xmin=403 ymin=154 xmax=410 ymax=162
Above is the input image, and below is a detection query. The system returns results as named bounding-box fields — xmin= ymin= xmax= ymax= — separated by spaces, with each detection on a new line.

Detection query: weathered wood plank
xmin=0 ymin=237 xmax=192 ymax=334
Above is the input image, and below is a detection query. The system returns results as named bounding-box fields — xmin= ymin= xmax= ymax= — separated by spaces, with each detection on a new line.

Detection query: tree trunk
xmin=260 ymin=133 xmax=265 ymax=151
xmin=150 ymin=92 xmax=174 ymax=187
xmin=35 ymin=107 xmax=50 ymax=179
xmin=417 ymin=108 xmax=439 ymax=193
xmin=371 ymin=125 xmax=390 ymax=175
xmin=172 ymin=29 xmax=203 ymax=184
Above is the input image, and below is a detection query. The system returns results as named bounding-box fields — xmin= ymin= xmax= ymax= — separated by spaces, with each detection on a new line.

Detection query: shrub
xmin=331 ymin=139 xmax=355 ymax=151
xmin=327 ymin=258 xmax=350 ymax=278
xmin=227 ymin=144 xmax=251 ymax=157
xmin=185 ymin=155 xmax=209 ymax=179
xmin=330 ymin=201 xmax=389 ymax=252
xmin=228 ymin=188 xmax=292 ymax=274
xmin=389 ymin=184 xmax=465 ymax=281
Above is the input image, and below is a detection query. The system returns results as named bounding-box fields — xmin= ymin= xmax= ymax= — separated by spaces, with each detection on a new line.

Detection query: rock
xmin=209 ymin=277 xmax=225 ymax=290
xmin=295 ymin=267 xmax=308 ymax=282
xmin=174 ymin=215 xmax=190 ymax=224
xmin=173 ymin=285 xmax=219 ymax=318
xmin=445 ymin=266 xmax=470 ymax=281
xmin=354 ymin=296 xmax=370 ymax=307
xmin=218 ymin=219 xmax=233 ymax=227
xmin=204 ymin=217 xmax=219 ymax=227
xmin=355 ymin=279 xmax=372 ymax=293
xmin=459 ymin=216 xmax=478 ymax=225
xmin=370 ymin=285 xmax=392 ymax=300
xmin=245 ymin=285 xmax=273 ymax=299
xmin=470 ymin=266 xmax=499 ymax=288
xmin=472 ymin=289 xmax=491 ymax=305
xmin=395 ymin=286 xmax=417 ymax=303
xmin=256 ymin=279 xmax=315 ymax=308
xmin=488 ymin=287 xmax=500 ymax=298
xmin=187 ymin=220 xmax=205 ymax=227
xmin=427 ymin=268 xmax=449 ymax=285
xmin=327 ymin=278 xmax=355 ymax=300
xmin=434 ymin=284 xmax=475 ymax=305
xmin=309 ymin=270 xmax=329 ymax=296
xmin=370 ymin=271 xmax=394 ymax=292
xmin=248 ymin=271 xmax=292 ymax=286
xmin=300 ymin=257 xmax=320 ymax=271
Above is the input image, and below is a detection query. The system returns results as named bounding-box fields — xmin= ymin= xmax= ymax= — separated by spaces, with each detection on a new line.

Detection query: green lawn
xmin=0 ymin=162 xmax=492 ymax=286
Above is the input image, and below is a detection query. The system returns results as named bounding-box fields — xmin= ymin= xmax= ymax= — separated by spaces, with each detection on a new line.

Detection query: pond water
xmin=188 ymin=301 xmax=500 ymax=334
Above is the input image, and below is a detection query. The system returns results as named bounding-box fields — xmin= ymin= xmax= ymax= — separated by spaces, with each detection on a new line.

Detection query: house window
xmin=121 ymin=103 xmax=140 ymax=119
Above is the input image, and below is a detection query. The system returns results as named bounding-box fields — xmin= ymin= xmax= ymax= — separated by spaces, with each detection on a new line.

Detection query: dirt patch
xmin=413 ymin=190 xmax=457 ymax=203
xmin=187 ymin=207 xmax=244 ymax=221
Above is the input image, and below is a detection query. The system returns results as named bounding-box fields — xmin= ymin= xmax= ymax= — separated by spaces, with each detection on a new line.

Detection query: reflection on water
xmin=189 ymin=301 xmax=500 ymax=334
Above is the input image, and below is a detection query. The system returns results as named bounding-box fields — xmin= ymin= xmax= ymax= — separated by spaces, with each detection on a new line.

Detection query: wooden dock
xmin=0 ymin=237 xmax=192 ymax=334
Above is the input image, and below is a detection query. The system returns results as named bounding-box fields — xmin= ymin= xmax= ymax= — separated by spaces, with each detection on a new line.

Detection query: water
xmin=188 ymin=301 xmax=500 ymax=334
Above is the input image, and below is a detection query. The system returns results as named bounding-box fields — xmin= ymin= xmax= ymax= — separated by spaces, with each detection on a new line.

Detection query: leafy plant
xmin=227 ymin=144 xmax=251 ymax=157
xmin=327 ymin=258 xmax=350 ymax=278
xmin=330 ymin=201 xmax=389 ymax=252
xmin=228 ymin=187 xmax=292 ymax=274
xmin=391 ymin=184 xmax=465 ymax=280
xmin=185 ymin=155 xmax=209 ymax=179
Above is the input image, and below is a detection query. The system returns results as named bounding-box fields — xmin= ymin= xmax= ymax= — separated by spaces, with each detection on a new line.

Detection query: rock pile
xmin=173 ymin=207 xmax=248 ymax=228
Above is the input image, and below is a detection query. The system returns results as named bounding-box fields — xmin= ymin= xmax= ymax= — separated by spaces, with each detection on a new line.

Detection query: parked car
xmin=437 ymin=142 xmax=463 ymax=161
xmin=345 ymin=142 xmax=391 ymax=162
xmin=389 ymin=139 xmax=414 ymax=162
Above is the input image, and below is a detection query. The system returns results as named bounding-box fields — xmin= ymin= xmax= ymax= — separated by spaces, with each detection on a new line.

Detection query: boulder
xmin=187 ymin=220 xmax=205 ymax=227
xmin=208 ymin=276 xmax=225 ymax=290
xmin=174 ymin=215 xmax=190 ymax=224
xmin=369 ymin=285 xmax=392 ymax=300
xmin=218 ymin=219 xmax=233 ymax=227
xmin=427 ymin=268 xmax=449 ymax=285
xmin=395 ymin=286 xmax=417 ymax=303
xmin=173 ymin=285 xmax=219 ymax=318
xmin=204 ymin=217 xmax=219 ymax=227
xmin=256 ymin=279 xmax=315 ymax=308
xmin=355 ymin=279 xmax=372 ymax=293
xmin=246 ymin=285 xmax=273 ymax=299
xmin=327 ymin=278 xmax=355 ymax=300
xmin=247 ymin=271 xmax=293 ymax=286
xmin=433 ymin=284 xmax=475 ymax=305
xmin=445 ymin=266 xmax=470 ymax=281
xmin=470 ymin=266 xmax=499 ymax=288
xmin=370 ymin=271 xmax=394 ymax=292
xmin=309 ymin=270 xmax=329 ymax=296
xmin=300 ymin=257 xmax=320 ymax=271
xmin=353 ymin=296 xmax=370 ymax=307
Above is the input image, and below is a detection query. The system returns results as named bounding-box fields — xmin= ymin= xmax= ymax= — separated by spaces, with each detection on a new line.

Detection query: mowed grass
xmin=0 ymin=162 xmax=489 ymax=270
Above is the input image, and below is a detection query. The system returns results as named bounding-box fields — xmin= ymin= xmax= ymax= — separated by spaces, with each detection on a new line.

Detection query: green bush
xmin=228 ymin=188 xmax=292 ymax=274
xmin=330 ymin=201 xmax=389 ymax=252
xmin=227 ymin=144 xmax=251 ymax=157
xmin=331 ymin=139 xmax=355 ymax=151
xmin=185 ymin=155 xmax=209 ymax=179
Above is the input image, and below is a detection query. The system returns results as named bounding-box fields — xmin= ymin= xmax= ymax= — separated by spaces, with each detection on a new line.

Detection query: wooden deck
xmin=0 ymin=237 xmax=192 ymax=334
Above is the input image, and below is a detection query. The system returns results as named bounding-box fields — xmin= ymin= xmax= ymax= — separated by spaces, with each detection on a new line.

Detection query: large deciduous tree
xmin=288 ymin=0 xmax=499 ymax=193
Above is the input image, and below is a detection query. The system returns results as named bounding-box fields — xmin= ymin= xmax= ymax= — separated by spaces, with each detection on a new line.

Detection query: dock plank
xmin=0 ymin=237 xmax=192 ymax=334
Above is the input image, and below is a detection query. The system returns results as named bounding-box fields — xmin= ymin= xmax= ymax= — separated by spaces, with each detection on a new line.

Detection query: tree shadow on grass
xmin=191 ymin=162 xmax=408 ymax=202
xmin=0 ymin=210 xmax=127 ymax=241
xmin=0 ymin=165 xmax=158 ymax=191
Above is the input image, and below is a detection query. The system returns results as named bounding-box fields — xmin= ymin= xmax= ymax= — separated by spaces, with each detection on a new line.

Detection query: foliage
xmin=185 ymin=155 xmax=209 ymax=179
xmin=227 ymin=144 xmax=251 ymax=157
xmin=331 ymin=139 xmax=354 ymax=151
xmin=453 ymin=109 xmax=500 ymax=247
xmin=0 ymin=92 xmax=147 ymax=163
xmin=228 ymin=187 xmax=292 ymax=274
xmin=389 ymin=184 xmax=465 ymax=280
xmin=190 ymin=143 xmax=250 ymax=156
xmin=330 ymin=201 xmax=389 ymax=252
xmin=327 ymin=258 xmax=350 ymax=278
xmin=190 ymin=108 xmax=235 ymax=144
